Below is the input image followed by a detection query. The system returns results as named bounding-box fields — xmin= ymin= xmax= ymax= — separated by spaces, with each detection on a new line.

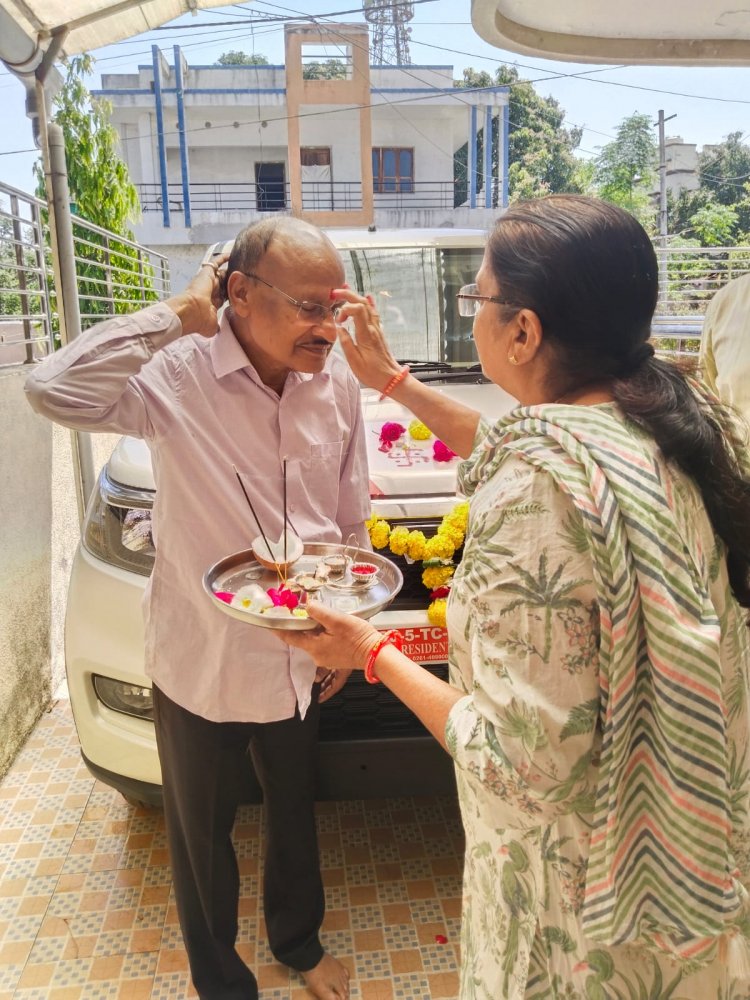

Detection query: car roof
xmin=206 ymin=228 xmax=489 ymax=262
xmin=327 ymin=228 xmax=489 ymax=250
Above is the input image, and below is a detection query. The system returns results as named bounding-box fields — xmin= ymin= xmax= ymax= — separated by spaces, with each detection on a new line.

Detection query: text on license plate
xmin=386 ymin=626 xmax=448 ymax=664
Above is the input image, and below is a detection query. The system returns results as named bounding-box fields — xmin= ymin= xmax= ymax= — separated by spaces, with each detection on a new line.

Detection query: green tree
xmin=36 ymin=54 xmax=139 ymax=235
xmin=666 ymin=187 xmax=713 ymax=240
xmin=690 ymin=202 xmax=739 ymax=246
xmin=454 ymin=65 xmax=584 ymax=201
xmin=216 ymin=51 xmax=269 ymax=66
xmin=733 ymin=181 xmax=750 ymax=240
xmin=34 ymin=55 xmax=155 ymax=331
xmin=594 ymin=112 xmax=657 ymax=220
xmin=302 ymin=59 xmax=348 ymax=80
xmin=699 ymin=131 xmax=750 ymax=207
xmin=0 ymin=216 xmax=25 ymax=318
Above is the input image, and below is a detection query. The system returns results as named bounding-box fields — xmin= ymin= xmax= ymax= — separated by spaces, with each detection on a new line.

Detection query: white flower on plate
xmin=230 ymin=584 xmax=272 ymax=613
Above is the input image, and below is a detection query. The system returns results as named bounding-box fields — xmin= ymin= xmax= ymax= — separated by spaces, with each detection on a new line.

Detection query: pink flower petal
xmin=433 ymin=440 xmax=458 ymax=463
xmin=214 ymin=591 xmax=234 ymax=604
xmin=268 ymin=587 xmax=299 ymax=609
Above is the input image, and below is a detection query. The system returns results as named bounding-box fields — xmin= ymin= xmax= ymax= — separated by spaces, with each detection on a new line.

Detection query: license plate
xmin=387 ymin=626 xmax=448 ymax=664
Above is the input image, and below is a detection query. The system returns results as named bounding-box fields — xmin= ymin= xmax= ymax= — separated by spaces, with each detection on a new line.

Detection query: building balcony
xmin=136 ymin=179 xmax=494 ymax=217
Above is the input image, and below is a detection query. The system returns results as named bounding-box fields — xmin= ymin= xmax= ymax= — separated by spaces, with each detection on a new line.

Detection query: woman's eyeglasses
xmin=243 ymin=272 xmax=343 ymax=324
xmin=456 ymin=283 xmax=512 ymax=317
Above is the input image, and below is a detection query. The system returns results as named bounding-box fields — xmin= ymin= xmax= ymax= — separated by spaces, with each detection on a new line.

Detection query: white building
xmin=649 ymin=136 xmax=721 ymax=200
xmin=96 ymin=22 xmax=510 ymax=287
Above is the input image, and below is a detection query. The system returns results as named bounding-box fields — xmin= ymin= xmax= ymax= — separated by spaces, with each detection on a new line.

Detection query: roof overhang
xmin=471 ymin=0 xmax=750 ymax=66
xmin=0 ymin=0 xmax=236 ymax=76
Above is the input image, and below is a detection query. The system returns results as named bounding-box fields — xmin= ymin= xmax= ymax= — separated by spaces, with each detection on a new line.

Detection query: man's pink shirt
xmin=26 ymin=304 xmax=371 ymax=721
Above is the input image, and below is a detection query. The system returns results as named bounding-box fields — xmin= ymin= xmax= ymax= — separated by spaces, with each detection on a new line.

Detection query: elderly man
xmin=25 ymin=217 xmax=370 ymax=1000
xmin=700 ymin=271 xmax=750 ymax=423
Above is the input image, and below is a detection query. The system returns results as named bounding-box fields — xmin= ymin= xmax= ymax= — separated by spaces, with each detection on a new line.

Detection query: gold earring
xmin=508 ymin=353 xmax=519 ymax=365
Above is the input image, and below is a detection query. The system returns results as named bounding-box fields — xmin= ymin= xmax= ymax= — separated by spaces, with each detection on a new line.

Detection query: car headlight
xmin=82 ymin=468 xmax=155 ymax=577
xmin=93 ymin=675 xmax=154 ymax=720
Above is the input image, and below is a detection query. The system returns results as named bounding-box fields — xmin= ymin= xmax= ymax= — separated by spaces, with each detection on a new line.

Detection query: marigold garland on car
xmin=364 ymin=502 xmax=468 ymax=623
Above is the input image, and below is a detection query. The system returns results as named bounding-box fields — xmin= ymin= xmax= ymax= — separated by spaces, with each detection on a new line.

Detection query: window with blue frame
xmin=372 ymin=148 xmax=414 ymax=193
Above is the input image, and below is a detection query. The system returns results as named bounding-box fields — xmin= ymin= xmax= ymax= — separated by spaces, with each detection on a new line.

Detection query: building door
xmin=255 ymin=162 xmax=286 ymax=211
xmin=301 ymin=147 xmax=333 ymax=210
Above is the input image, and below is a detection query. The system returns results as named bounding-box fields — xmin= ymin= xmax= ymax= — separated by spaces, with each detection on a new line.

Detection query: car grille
xmin=318 ymin=515 xmax=458 ymax=742
xmin=319 ymin=662 xmax=448 ymax=741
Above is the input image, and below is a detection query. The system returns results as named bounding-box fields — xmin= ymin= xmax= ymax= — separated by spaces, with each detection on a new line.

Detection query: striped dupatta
xmin=470 ymin=402 xmax=750 ymax=965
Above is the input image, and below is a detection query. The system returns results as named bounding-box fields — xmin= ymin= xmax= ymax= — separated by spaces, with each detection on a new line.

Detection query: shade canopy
xmin=0 ymin=0 xmax=236 ymax=74
xmin=471 ymin=0 xmax=750 ymax=66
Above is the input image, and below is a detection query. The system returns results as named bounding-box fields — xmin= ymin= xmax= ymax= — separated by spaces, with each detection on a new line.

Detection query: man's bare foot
xmin=301 ymin=952 xmax=350 ymax=1000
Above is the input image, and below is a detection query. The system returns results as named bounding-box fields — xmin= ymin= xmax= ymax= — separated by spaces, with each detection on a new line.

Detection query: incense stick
xmin=283 ymin=459 xmax=288 ymax=568
xmin=232 ymin=465 xmax=273 ymax=562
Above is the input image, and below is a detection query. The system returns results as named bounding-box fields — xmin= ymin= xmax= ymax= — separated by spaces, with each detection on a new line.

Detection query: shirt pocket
xmin=297 ymin=440 xmax=344 ymax=519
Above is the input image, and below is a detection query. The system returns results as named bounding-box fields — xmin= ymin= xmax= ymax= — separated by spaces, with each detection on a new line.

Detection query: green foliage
xmin=569 ymin=158 xmax=596 ymax=196
xmin=35 ymin=55 xmax=139 ymax=237
xmin=666 ymin=187 xmax=713 ymax=240
xmin=453 ymin=65 xmax=584 ymax=201
xmin=216 ymin=50 xmax=269 ymax=65
xmin=0 ymin=216 xmax=37 ymax=319
xmin=734 ymin=181 xmax=750 ymax=239
xmin=690 ymin=202 xmax=739 ymax=245
xmin=659 ymin=134 xmax=750 ymax=248
xmin=594 ymin=112 xmax=657 ymax=225
xmin=33 ymin=55 xmax=157 ymax=334
xmin=663 ymin=234 xmax=708 ymax=315
xmin=699 ymin=131 xmax=750 ymax=206
xmin=302 ymin=59 xmax=348 ymax=80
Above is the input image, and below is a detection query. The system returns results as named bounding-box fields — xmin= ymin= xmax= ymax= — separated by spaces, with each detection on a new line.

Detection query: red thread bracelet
xmin=364 ymin=630 xmax=403 ymax=684
xmin=378 ymin=365 xmax=410 ymax=401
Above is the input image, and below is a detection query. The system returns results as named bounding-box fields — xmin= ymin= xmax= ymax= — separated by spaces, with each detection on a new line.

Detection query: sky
xmin=1 ymin=0 xmax=749 ymax=195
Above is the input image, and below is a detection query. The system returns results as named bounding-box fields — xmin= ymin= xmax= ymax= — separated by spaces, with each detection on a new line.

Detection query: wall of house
xmin=111 ymin=90 xmax=478 ymax=197
xmin=0 ymin=365 xmax=116 ymax=781
xmin=664 ymin=138 xmax=701 ymax=194
xmin=370 ymin=67 xmax=454 ymax=88
xmin=0 ymin=366 xmax=52 ymax=778
xmin=102 ymin=51 xmax=507 ymax=239
xmin=649 ymin=136 xmax=704 ymax=197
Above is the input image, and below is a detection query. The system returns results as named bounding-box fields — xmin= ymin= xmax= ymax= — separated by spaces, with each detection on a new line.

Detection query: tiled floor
xmin=0 ymin=696 xmax=464 ymax=999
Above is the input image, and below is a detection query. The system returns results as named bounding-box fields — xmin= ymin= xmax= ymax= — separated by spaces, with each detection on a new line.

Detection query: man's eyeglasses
xmin=243 ymin=272 xmax=343 ymax=324
xmin=456 ymin=283 xmax=512 ymax=317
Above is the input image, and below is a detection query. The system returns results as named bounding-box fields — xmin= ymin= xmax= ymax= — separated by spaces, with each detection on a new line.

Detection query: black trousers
xmin=152 ymin=685 xmax=325 ymax=1000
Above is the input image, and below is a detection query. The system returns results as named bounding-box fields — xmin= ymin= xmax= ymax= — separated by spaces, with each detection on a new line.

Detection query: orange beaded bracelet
xmin=378 ymin=365 xmax=410 ymax=401
xmin=364 ymin=630 xmax=404 ymax=684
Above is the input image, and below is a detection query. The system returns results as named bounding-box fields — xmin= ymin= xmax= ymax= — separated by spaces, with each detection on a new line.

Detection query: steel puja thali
xmin=204 ymin=542 xmax=403 ymax=631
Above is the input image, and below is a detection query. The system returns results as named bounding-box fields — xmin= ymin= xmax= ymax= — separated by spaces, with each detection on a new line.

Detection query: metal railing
xmin=137 ymin=179 xmax=461 ymax=214
xmin=659 ymin=244 xmax=750 ymax=316
xmin=374 ymin=180 xmax=457 ymax=209
xmin=0 ymin=181 xmax=171 ymax=367
xmin=71 ymin=217 xmax=170 ymax=327
xmin=0 ymin=184 xmax=52 ymax=365
xmin=138 ymin=181 xmax=291 ymax=214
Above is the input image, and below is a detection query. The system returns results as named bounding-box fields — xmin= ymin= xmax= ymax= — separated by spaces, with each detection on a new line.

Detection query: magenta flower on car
xmin=378 ymin=421 xmax=406 ymax=452
xmin=433 ymin=440 xmax=457 ymax=462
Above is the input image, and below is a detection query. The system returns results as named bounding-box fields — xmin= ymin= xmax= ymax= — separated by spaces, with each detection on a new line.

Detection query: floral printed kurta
xmin=444 ymin=404 xmax=750 ymax=1000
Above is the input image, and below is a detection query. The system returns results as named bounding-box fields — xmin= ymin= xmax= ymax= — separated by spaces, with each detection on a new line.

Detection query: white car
xmin=64 ymin=229 xmax=516 ymax=806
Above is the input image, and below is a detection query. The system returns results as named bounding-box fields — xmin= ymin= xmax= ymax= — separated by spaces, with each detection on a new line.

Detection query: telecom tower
xmin=363 ymin=0 xmax=414 ymax=65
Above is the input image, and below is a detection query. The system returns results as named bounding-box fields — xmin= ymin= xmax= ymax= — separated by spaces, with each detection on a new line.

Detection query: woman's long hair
xmin=486 ymin=194 xmax=750 ymax=607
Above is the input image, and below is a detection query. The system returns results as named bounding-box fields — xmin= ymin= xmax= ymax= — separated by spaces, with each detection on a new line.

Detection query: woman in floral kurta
xmin=444 ymin=405 xmax=750 ymax=999
xmin=282 ymin=195 xmax=750 ymax=1000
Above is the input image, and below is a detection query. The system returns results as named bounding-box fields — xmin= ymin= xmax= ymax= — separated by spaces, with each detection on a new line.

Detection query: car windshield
xmin=340 ymin=245 xmax=484 ymax=365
